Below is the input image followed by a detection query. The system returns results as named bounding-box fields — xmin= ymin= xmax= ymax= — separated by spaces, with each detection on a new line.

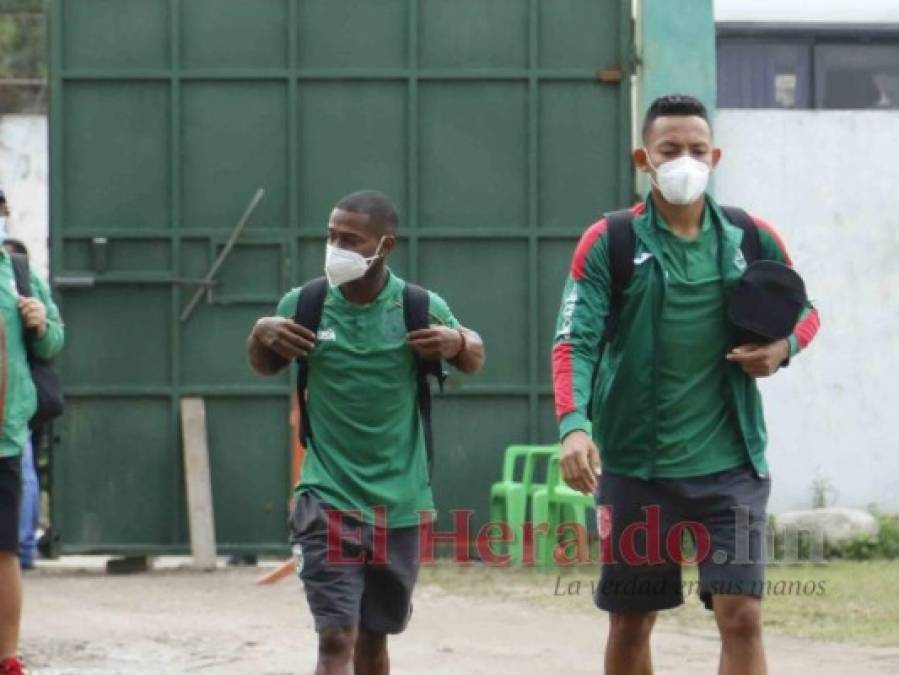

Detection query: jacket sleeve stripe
xmin=570 ymin=219 xmax=608 ymax=280
xmin=552 ymin=341 xmax=575 ymax=419
xmin=749 ymin=214 xmax=794 ymax=266
xmin=794 ymin=306 xmax=821 ymax=349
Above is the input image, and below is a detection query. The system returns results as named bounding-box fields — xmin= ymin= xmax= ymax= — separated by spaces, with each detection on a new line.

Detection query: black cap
xmin=728 ymin=260 xmax=807 ymax=345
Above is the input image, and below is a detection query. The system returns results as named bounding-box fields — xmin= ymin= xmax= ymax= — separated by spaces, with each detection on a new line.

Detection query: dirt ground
xmin=18 ymin=557 xmax=899 ymax=675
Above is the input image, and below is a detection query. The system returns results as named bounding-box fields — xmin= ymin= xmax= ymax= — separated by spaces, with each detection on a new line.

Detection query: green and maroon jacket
xmin=551 ymin=195 xmax=821 ymax=479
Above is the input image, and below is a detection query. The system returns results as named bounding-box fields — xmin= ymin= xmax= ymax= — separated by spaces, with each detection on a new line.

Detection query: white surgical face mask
xmin=645 ymin=154 xmax=710 ymax=206
xmin=324 ymin=237 xmax=385 ymax=287
xmin=0 ymin=217 xmax=7 ymax=239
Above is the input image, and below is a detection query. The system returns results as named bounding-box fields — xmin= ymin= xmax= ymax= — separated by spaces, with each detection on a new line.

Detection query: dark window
xmin=718 ymin=39 xmax=811 ymax=109
xmin=717 ymin=28 xmax=899 ymax=110
xmin=814 ymin=43 xmax=899 ymax=109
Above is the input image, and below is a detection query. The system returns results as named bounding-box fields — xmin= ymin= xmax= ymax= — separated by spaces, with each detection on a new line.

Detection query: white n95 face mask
xmin=646 ymin=154 xmax=710 ymax=206
xmin=324 ymin=237 xmax=385 ymax=287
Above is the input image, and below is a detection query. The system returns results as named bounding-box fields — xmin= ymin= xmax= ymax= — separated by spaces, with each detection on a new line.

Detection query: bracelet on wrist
xmin=454 ymin=329 xmax=466 ymax=359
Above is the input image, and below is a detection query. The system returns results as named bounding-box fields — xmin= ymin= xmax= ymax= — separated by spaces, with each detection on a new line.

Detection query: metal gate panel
xmin=50 ymin=0 xmax=633 ymax=552
xmin=63 ymin=82 xmax=171 ymax=232
xmin=297 ymin=82 xmax=409 ymax=226
xmin=181 ymin=82 xmax=288 ymax=231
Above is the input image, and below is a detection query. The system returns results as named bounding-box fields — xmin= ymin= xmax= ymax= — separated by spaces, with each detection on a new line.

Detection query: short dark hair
xmin=335 ymin=190 xmax=399 ymax=233
xmin=642 ymin=94 xmax=710 ymax=139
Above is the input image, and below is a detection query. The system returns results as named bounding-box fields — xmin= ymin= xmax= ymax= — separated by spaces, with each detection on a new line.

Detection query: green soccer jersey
xmin=276 ymin=271 xmax=460 ymax=528
xmin=0 ymin=250 xmax=65 ymax=458
xmin=652 ymin=205 xmax=748 ymax=477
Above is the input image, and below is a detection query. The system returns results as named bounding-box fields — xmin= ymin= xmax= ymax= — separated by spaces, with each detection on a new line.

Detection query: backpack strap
xmin=605 ymin=210 xmax=637 ymax=313
xmin=602 ymin=209 xmax=637 ymax=346
xmin=403 ymin=282 xmax=444 ymax=482
xmin=10 ymin=253 xmax=32 ymax=298
xmin=292 ymin=277 xmax=329 ymax=447
xmin=10 ymin=253 xmax=36 ymax=352
xmin=721 ymin=205 xmax=761 ymax=265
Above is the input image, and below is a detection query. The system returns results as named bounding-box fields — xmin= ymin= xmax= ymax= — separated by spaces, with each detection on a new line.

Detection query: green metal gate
xmin=49 ymin=0 xmax=633 ymax=554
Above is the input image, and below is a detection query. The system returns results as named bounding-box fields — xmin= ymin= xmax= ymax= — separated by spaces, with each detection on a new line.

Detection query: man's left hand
xmin=19 ymin=297 xmax=47 ymax=337
xmin=726 ymin=339 xmax=790 ymax=378
xmin=407 ymin=326 xmax=463 ymax=361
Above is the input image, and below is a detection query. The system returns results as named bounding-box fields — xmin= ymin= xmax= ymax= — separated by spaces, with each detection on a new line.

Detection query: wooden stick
xmin=179 ymin=188 xmax=265 ymax=322
xmin=180 ymin=398 xmax=217 ymax=571
xmin=256 ymin=558 xmax=296 ymax=585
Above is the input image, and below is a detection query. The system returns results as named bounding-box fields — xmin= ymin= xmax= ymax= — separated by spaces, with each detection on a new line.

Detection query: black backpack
xmin=10 ymin=253 xmax=64 ymax=429
xmin=599 ymin=205 xmax=761 ymax=353
xmin=292 ymin=277 xmax=446 ymax=481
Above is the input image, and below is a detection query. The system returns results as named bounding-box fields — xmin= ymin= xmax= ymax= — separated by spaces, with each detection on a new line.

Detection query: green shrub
xmin=827 ymin=510 xmax=899 ymax=561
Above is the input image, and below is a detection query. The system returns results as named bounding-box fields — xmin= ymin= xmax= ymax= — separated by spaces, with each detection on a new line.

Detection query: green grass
xmin=667 ymin=561 xmax=899 ymax=645
xmin=418 ymin=559 xmax=899 ymax=646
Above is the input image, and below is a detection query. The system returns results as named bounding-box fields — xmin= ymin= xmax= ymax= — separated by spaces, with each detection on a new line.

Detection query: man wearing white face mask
xmin=248 ymin=190 xmax=484 ymax=675
xmin=552 ymin=95 xmax=820 ymax=675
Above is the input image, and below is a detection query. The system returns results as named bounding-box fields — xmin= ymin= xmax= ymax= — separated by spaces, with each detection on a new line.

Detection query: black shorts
xmin=0 ymin=455 xmax=22 ymax=556
xmin=289 ymin=491 xmax=420 ymax=634
xmin=595 ymin=463 xmax=770 ymax=613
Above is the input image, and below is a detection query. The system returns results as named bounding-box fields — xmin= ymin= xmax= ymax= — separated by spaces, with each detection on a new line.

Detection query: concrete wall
xmin=0 ymin=114 xmax=49 ymax=277
xmin=715 ymin=110 xmax=899 ymax=512
xmin=638 ymin=0 xmax=716 ymax=117
xmin=635 ymin=0 xmax=716 ymax=193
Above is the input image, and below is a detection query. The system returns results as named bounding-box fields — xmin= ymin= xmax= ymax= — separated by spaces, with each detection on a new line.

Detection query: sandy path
xmin=18 ymin=559 xmax=899 ymax=674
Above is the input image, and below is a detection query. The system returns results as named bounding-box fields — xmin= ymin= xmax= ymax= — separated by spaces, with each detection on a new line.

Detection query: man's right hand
xmin=560 ymin=430 xmax=600 ymax=495
xmin=251 ymin=317 xmax=316 ymax=361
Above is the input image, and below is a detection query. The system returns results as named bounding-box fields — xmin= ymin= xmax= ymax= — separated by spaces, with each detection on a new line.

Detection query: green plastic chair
xmin=531 ymin=454 xmax=596 ymax=567
xmin=488 ymin=445 xmax=558 ymax=564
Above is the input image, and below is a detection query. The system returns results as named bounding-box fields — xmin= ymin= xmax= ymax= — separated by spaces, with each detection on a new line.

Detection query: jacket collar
xmin=632 ymin=194 xmax=746 ymax=281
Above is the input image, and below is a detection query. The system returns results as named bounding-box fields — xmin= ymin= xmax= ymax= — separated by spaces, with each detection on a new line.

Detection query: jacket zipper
xmin=648 ymin=256 xmax=665 ymax=480
xmin=718 ymin=211 xmax=767 ymax=479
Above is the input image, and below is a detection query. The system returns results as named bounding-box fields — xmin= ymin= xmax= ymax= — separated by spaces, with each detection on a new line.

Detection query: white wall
xmin=0 ymin=114 xmax=49 ymax=278
xmin=715 ymin=0 xmax=899 ymax=24
xmin=715 ymin=110 xmax=899 ymax=512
